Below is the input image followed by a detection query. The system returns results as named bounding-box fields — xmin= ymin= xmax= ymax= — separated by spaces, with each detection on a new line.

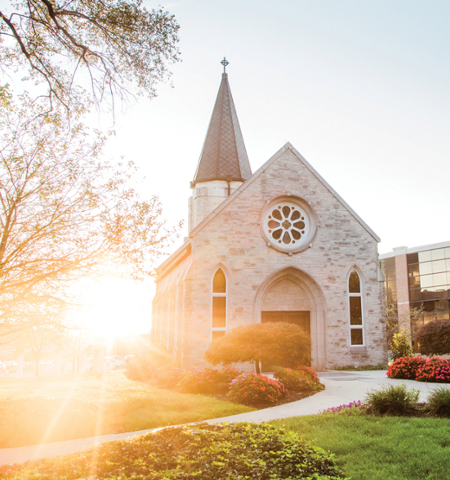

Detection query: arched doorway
xmin=254 ymin=267 xmax=327 ymax=371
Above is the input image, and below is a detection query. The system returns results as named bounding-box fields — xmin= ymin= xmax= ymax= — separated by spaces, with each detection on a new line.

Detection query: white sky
xmin=89 ymin=0 xmax=449 ymax=334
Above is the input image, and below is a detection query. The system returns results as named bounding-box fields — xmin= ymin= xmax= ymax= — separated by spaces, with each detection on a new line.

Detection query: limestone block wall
xmin=189 ymin=180 xmax=243 ymax=231
xmin=181 ymin=147 xmax=386 ymax=370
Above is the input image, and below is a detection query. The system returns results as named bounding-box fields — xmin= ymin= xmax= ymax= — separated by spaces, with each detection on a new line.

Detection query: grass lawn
xmin=271 ymin=414 xmax=450 ymax=480
xmin=0 ymin=371 xmax=254 ymax=448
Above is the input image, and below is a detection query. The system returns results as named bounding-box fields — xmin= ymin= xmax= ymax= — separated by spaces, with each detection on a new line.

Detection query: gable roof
xmin=189 ymin=142 xmax=381 ymax=242
xmin=192 ymin=73 xmax=252 ymax=186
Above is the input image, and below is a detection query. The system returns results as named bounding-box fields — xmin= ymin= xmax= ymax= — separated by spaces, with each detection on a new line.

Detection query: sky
xmin=91 ymin=1 xmax=449 ymax=334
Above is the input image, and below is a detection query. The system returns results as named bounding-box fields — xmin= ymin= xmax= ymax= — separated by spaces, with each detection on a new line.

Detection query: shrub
xmin=389 ymin=328 xmax=413 ymax=360
xmin=227 ymin=373 xmax=287 ymax=406
xmin=416 ymin=357 xmax=450 ymax=383
xmin=205 ymin=322 xmax=311 ymax=373
xmin=365 ymin=384 xmax=419 ymax=415
xmin=0 ymin=423 xmax=348 ymax=479
xmin=177 ymin=368 xmax=229 ymax=394
xmin=415 ymin=319 xmax=450 ymax=356
xmin=274 ymin=367 xmax=322 ymax=392
xmin=321 ymin=400 xmax=370 ymax=416
xmin=125 ymin=345 xmax=172 ymax=381
xmin=220 ymin=365 xmax=242 ymax=383
xmin=427 ymin=386 xmax=450 ymax=416
xmin=153 ymin=365 xmax=186 ymax=389
xmin=386 ymin=356 xmax=426 ymax=380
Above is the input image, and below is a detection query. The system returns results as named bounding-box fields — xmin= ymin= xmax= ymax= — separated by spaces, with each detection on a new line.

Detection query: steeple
xmin=192 ymin=61 xmax=252 ymax=186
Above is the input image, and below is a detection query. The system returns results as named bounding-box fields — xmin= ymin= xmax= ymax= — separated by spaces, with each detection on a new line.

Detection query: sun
xmin=71 ymin=277 xmax=155 ymax=339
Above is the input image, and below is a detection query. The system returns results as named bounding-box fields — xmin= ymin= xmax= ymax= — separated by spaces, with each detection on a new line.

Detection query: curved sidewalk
xmin=0 ymin=371 xmax=442 ymax=466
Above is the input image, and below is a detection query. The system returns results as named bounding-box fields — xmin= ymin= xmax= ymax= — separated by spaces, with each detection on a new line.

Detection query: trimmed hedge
xmin=0 ymin=423 xmax=349 ymax=479
xmin=415 ymin=319 xmax=450 ymax=356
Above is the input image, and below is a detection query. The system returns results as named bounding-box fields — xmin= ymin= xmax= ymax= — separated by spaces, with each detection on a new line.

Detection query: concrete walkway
xmin=0 ymin=371 xmax=443 ymax=467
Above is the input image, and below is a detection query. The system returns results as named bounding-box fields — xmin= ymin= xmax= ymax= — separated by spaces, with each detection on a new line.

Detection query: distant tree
xmin=0 ymin=0 xmax=180 ymax=112
xmin=205 ymin=322 xmax=311 ymax=374
xmin=415 ymin=319 xmax=450 ymax=356
xmin=385 ymin=303 xmax=423 ymax=347
xmin=0 ymin=91 xmax=179 ymax=337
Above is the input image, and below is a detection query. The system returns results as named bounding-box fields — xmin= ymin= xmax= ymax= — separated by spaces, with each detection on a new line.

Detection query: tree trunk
xmin=254 ymin=360 xmax=261 ymax=374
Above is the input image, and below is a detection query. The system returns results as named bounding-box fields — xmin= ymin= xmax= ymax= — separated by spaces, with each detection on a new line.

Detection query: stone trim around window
xmin=260 ymin=196 xmax=317 ymax=254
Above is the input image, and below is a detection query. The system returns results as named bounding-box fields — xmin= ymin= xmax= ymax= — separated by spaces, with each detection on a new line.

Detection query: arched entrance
xmin=254 ymin=267 xmax=327 ymax=371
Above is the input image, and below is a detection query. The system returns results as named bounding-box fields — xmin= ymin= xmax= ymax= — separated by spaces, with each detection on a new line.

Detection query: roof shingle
xmin=193 ymin=73 xmax=252 ymax=185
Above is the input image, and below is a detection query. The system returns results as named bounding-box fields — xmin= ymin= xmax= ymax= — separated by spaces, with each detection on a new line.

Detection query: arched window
xmin=212 ymin=268 xmax=227 ymax=340
xmin=348 ymin=270 xmax=364 ymax=346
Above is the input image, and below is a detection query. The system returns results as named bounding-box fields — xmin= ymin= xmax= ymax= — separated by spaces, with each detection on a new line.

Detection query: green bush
xmin=415 ymin=319 xmax=450 ymax=356
xmin=124 ymin=345 xmax=172 ymax=381
xmin=427 ymin=386 xmax=450 ymax=417
xmin=365 ymin=384 xmax=419 ymax=415
xmin=177 ymin=368 xmax=228 ymax=394
xmin=0 ymin=423 xmax=348 ymax=479
xmin=274 ymin=367 xmax=322 ymax=392
xmin=386 ymin=356 xmax=426 ymax=380
xmin=227 ymin=373 xmax=287 ymax=406
xmin=153 ymin=365 xmax=186 ymax=388
xmin=389 ymin=328 xmax=413 ymax=361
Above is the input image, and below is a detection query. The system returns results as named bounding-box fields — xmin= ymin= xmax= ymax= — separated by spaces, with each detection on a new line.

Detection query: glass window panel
xmin=446 ymin=259 xmax=450 ymax=271
xmin=385 ymin=269 xmax=396 ymax=280
xmin=349 ymin=271 xmax=361 ymax=293
xmin=420 ymin=275 xmax=434 ymax=289
xmin=407 ymin=253 xmax=419 ymax=264
xmin=212 ymin=330 xmax=226 ymax=341
xmin=445 ymin=247 xmax=450 ymax=258
xmin=351 ymin=329 xmax=363 ymax=345
xmin=432 ymin=260 xmax=446 ymax=273
xmin=350 ymin=297 xmax=362 ymax=325
xmin=408 ymin=264 xmax=420 ymax=277
xmin=409 ymin=289 xmax=423 ymax=301
xmin=433 ymin=273 xmax=447 ymax=286
xmin=409 ymin=276 xmax=421 ymax=288
xmin=419 ymin=262 xmax=433 ymax=275
xmin=431 ymin=249 xmax=446 ymax=261
xmin=212 ymin=297 xmax=226 ymax=328
xmin=213 ymin=269 xmax=226 ymax=293
xmin=384 ymin=258 xmax=396 ymax=269
xmin=419 ymin=251 xmax=432 ymax=262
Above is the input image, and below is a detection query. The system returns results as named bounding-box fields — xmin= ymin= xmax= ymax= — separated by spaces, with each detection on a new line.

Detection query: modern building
xmin=152 ymin=66 xmax=387 ymax=371
xmin=380 ymin=241 xmax=450 ymax=328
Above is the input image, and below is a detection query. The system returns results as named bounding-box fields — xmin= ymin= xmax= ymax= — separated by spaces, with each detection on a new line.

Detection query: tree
xmin=0 ymin=90 xmax=178 ymax=336
xmin=0 ymin=0 xmax=180 ymax=111
xmin=205 ymin=322 xmax=311 ymax=374
xmin=415 ymin=319 xmax=450 ymax=356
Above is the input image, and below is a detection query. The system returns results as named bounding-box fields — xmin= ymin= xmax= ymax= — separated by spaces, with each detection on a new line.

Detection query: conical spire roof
xmin=192 ymin=72 xmax=252 ymax=186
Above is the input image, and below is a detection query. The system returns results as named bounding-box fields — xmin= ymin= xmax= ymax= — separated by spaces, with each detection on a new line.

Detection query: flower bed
xmin=274 ymin=367 xmax=322 ymax=392
xmin=416 ymin=357 xmax=450 ymax=383
xmin=227 ymin=373 xmax=287 ymax=406
xmin=386 ymin=356 xmax=426 ymax=380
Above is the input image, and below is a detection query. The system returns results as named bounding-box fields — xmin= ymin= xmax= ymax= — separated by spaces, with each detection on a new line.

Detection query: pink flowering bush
xmin=153 ymin=366 xmax=186 ymax=389
xmin=177 ymin=366 xmax=243 ymax=394
xmin=227 ymin=373 xmax=287 ymax=406
xmin=321 ymin=400 xmax=370 ymax=416
xmin=386 ymin=356 xmax=426 ymax=380
xmin=274 ymin=367 xmax=322 ymax=392
xmin=416 ymin=357 xmax=450 ymax=383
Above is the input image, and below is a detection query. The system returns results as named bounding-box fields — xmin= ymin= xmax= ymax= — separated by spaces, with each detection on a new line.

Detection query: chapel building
xmin=152 ymin=68 xmax=387 ymax=371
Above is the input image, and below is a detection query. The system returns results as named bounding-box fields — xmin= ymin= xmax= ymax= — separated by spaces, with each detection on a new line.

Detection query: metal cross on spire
xmin=220 ymin=57 xmax=229 ymax=73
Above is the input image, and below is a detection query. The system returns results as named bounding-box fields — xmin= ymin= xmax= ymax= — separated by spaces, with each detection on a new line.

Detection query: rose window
xmin=267 ymin=204 xmax=308 ymax=246
xmin=260 ymin=197 xmax=316 ymax=254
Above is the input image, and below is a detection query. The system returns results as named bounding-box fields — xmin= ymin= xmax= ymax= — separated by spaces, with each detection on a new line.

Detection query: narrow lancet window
xmin=212 ymin=269 xmax=227 ymax=340
xmin=349 ymin=271 xmax=364 ymax=345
